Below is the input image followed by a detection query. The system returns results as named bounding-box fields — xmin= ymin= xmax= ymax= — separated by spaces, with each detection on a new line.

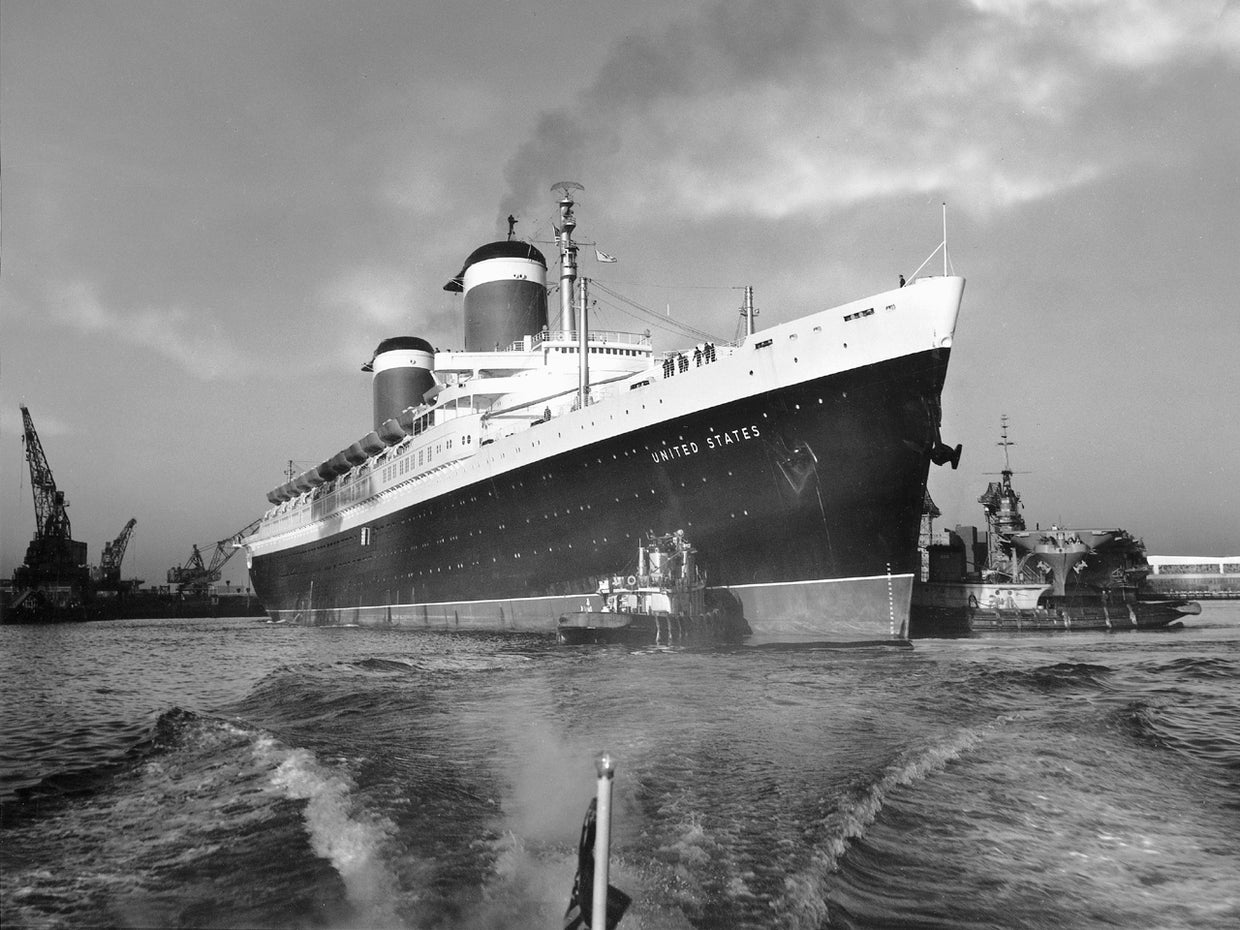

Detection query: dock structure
xmin=1144 ymin=556 xmax=1240 ymax=599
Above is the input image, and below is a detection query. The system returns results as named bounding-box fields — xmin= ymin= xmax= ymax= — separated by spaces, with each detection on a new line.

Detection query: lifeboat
xmin=378 ymin=418 xmax=406 ymax=445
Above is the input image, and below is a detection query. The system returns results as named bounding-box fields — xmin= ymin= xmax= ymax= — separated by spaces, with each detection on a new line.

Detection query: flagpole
xmin=942 ymin=202 xmax=948 ymax=276
xmin=592 ymin=752 xmax=615 ymax=930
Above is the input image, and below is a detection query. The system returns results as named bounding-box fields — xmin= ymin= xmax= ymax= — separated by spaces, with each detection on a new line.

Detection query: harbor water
xmin=2 ymin=605 xmax=1238 ymax=929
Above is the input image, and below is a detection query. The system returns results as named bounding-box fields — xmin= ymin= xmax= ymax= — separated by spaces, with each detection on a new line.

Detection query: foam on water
xmin=262 ymin=737 xmax=402 ymax=926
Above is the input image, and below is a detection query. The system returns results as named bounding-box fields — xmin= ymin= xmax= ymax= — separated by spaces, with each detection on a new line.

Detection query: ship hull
xmin=250 ymin=347 xmax=951 ymax=640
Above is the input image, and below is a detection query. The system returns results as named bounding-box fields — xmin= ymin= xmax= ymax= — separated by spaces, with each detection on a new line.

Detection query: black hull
xmin=251 ymin=349 xmax=950 ymax=638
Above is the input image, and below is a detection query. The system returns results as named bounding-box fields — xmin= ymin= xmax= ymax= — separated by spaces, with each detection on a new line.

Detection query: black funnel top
xmin=443 ymin=241 xmax=548 ymax=292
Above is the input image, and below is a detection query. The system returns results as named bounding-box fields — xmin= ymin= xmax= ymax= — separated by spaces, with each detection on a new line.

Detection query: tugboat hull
xmin=557 ymin=609 xmax=749 ymax=645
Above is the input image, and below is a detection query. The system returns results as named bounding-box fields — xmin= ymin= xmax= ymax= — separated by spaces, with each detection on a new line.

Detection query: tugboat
xmin=912 ymin=417 xmax=1200 ymax=635
xmin=556 ymin=531 xmax=749 ymax=645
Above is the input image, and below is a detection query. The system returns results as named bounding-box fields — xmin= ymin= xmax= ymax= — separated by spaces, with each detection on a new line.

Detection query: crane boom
xmin=100 ymin=518 xmax=137 ymax=586
xmin=13 ymin=404 xmax=89 ymax=597
xmin=20 ymin=404 xmax=72 ymax=542
xmin=166 ymin=518 xmax=262 ymax=593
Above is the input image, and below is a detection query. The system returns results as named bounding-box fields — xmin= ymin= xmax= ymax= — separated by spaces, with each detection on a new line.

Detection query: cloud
xmin=320 ymin=266 xmax=415 ymax=329
xmin=47 ymin=281 xmax=244 ymax=381
xmin=968 ymin=0 xmax=1240 ymax=68
xmin=500 ymin=0 xmax=1235 ymax=223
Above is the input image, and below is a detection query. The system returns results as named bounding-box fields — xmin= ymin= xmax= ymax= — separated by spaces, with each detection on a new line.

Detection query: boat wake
xmin=1 ymin=706 xmax=418 ymax=928
xmin=772 ymin=725 xmax=990 ymax=928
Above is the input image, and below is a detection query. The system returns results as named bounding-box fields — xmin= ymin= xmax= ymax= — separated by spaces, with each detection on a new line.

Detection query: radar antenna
xmin=550 ymin=180 xmax=584 ymax=198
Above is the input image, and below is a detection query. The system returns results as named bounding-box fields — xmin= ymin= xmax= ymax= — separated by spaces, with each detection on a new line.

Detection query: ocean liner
xmin=243 ymin=185 xmax=966 ymax=639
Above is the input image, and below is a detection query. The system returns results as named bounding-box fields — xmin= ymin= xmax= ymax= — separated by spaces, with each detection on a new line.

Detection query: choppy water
xmin=2 ymin=605 xmax=1238 ymax=929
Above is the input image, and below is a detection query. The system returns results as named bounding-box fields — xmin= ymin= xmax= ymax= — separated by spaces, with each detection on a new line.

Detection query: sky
xmin=2 ymin=0 xmax=1238 ymax=590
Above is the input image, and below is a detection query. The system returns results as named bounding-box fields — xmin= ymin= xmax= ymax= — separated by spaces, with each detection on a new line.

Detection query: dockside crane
xmin=99 ymin=518 xmax=138 ymax=590
xmin=166 ymin=518 xmax=261 ymax=595
xmin=13 ymin=404 xmax=89 ymax=597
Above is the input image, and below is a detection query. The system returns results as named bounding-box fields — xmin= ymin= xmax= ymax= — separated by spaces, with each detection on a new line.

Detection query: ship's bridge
xmin=423 ymin=328 xmax=655 ymax=440
xmin=434 ymin=328 xmax=652 ymax=381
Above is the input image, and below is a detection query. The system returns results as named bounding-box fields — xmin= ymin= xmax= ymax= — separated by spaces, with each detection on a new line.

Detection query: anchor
xmin=930 ymin=440 xmax=963 ymax=469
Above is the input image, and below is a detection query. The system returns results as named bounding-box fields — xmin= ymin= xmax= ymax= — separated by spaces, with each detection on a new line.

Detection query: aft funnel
xmin=364 ymin=336 xmax=436 ymax=431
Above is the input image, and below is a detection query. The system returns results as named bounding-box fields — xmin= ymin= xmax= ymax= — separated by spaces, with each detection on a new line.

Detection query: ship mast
xmin=741 ymin=286 xmax=758 ymax=336
xmin=552 ymin=181 xmax=590 ymax=409
xmin=998 ymin=414 xmax=1015 ymax=492
xmin=978 ymin=414 xmax=1027 ymax=576
xmin=578 ymin=275 xmax=591 ymax=408
xmin=552 ymin=181 xmax=582 ymax=336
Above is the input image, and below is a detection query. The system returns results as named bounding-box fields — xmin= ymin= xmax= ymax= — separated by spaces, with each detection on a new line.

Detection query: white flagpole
xmin=942 ymin=202 xmax=948 ymax=276
xmin=592 ymin=752 xmax=616 ymax=930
